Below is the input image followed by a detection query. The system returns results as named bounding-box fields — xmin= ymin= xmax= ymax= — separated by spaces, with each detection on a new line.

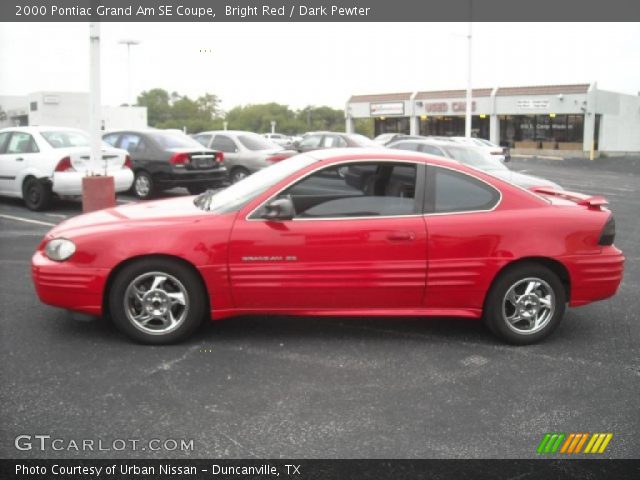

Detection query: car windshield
xmin=194 ymin=154 xmax=317 ymax=212
xmin=348 ymin=134 xmax=379 ymax=147
xmin=41 ymin=130 xmax=90 ymax=148
xmin=442 ymin=145 xmax=508 ymax=171
xmin=237 ymin=133 xmax=281 ymax=151
xmin=148 ymin=131 xmax=202 ymax=149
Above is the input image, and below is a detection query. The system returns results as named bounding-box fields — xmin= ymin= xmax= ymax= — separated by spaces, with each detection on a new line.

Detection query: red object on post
xmin=82 ymin=176 xmax=116 ymax=213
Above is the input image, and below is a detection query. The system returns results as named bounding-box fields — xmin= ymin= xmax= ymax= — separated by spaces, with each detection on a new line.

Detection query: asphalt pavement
xmin=1 ymin=163 xmax=639 ymax=459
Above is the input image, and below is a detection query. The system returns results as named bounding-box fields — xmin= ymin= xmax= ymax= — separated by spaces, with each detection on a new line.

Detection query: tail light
xmin=123 ymin=155 xmax=133 ymax=169
xmin=54 ymin=156 xmax=74 ymax=172
xmin=215 ymin=152 xmax=224 ymax=163
xmin=490 ymin=150 xmax=503 ymax=155
xmin=266 ymin=154 xmax=289 ymax=163
xmin=170 ymin=152 xmax=190 ymax=166
xmin=598 ymin=216 xmax=616 ymax=246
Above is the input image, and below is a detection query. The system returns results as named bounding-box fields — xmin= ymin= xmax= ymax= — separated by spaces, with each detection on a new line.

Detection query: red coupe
xmin=32 ymin=149 xmax=624 ymax=345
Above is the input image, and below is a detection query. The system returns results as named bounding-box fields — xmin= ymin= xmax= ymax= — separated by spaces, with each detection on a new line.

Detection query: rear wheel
xmin=483 ymin=263 xmax=566 ymax=345
xmin=22 ymin=177 xmax=52 ymax=211
xmin=229 ymin=167 xmax=250 ymax=184
xmin=108 ymin=258 xmax=207 ymax=344
xmin=132 ymin=171 xmax=155 ymax=199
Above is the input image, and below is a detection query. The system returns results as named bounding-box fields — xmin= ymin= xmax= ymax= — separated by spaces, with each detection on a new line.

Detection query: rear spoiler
xmin=531 ymin=187 xmax=609 ymax=210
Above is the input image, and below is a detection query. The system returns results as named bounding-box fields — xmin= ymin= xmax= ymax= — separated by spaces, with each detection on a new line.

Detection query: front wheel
xmin=483 ymin=263 xmax=566 ymax=345
xmin=108 ymin=258 xmax=207 ymax=344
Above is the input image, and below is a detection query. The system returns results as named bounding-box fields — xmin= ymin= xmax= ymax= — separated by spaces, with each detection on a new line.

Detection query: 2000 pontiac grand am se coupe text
xmin=31 ymin=149 xmax=624 ymax=345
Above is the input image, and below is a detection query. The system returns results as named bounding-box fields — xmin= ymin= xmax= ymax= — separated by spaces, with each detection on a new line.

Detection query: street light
xmin=118 ymin=39 xmax=140 ymax=106
xmin=465 ymin=21 xmax=472 ymax=138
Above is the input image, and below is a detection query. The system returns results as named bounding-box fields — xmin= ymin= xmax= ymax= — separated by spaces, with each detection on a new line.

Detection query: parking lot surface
xmin=1 ymin=162 xmax=639 ymax=459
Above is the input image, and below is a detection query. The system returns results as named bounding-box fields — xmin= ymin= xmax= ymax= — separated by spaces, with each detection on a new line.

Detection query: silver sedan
xmin=193 ymin=130 xmax=297 ymax=183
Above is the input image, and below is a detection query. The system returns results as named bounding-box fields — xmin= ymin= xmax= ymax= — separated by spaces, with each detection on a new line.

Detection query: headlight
xmin=44 ymin=238 xmax=76 ymax=261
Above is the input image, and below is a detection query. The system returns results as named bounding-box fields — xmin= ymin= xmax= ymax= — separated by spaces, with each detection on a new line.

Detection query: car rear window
xmin=237 ymin=134 xmax=280 ymax=151
xmin=41 ymin=130 xmax=89 ymax=148
xmin=148 ymin=132 xmax=202 ymax=149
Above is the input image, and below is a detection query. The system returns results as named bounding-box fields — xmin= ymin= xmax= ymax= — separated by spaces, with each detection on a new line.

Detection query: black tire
xmin=229 ymin=167 xmax=250 ymax=184
xmin=483 ymin=262 xmax=566 ymax=345
xmin=187 ymin=184 xmax=208 ymax=195
xmin=22 ymin=177 xmax=53 ymax=211
xmin=108 ymin=258 xmax=207 ymax=344
xmin=132 ymin=170 xmax=155 ymax=199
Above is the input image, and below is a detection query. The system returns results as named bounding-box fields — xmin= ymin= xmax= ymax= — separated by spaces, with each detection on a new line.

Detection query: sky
xmin=1 ymin=22 xmax=639 ymax=111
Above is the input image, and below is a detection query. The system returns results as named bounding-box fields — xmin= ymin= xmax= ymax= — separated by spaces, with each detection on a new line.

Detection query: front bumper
xmin=32 ymin=250 xmax=107 ymax=316
xmin=52 ymin=169 xmax=134 ymax=195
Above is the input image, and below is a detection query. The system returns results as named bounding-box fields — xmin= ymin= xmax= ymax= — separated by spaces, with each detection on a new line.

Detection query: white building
xmin=0 ymin=91 xmax=147 ymax=131
xmin=346 ymin=83 xmax=640 ymax=155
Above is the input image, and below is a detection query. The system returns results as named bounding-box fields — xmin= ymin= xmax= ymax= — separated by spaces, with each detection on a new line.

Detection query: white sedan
xmin=449 ymin=136 xmax=507 ymax=162
xmin=0 ymin=126 xmax=134 ymax=210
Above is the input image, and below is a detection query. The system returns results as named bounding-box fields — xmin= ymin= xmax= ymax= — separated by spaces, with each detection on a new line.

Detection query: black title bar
xmin=3 ymin=0 xmax=640 ymax=22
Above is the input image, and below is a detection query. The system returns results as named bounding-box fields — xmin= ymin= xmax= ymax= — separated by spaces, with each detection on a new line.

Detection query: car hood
xmin=485 ymin=169 xmax=561 ymax=189
xmin=49 ymin=196 xmax=214 ymax=238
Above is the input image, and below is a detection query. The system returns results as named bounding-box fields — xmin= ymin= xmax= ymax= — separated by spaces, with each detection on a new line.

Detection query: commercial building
xmin=0 ymin=91 xmax=147 ymax=131
xmin=346 ymin=83 xmax=640 ymax=155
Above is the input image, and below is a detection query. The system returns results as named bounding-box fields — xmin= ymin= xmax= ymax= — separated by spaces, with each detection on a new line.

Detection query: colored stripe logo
xmin=537 ymin=433 xmax=613 ymax=454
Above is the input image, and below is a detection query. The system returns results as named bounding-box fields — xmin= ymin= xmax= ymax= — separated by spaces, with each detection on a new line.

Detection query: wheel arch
xmin=102 ymin=253 xmax=211 ymax=319
xmin=486 ymin=256 xmax=571 ymax=306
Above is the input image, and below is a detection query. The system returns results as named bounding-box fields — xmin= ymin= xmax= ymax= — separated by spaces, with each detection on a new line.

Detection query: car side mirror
xmin=262 ymin=196 xmax=295 ymax=221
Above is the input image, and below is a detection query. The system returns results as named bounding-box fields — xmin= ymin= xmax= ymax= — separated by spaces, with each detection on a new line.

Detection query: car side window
xmin=298 ymin=135 xmax=322 ymax=149
xmin=0 ymin=132 xmax=11 ymax=154
xmin=321 ymin=135 xmax=347 ymax=148
xmin=194 ymin=134 xmax=212 ymax=147
xmin=103 ymin=133 xmax=120 ymax=147
xmin=119 ymin=134 xmax=143 ymax=154
xmin=430 ymin=166 xmax=500 ymax=214
xmin=211 ymin=135 xmax=237 ymax=153
xmin=271 ymin=162 xmax=418 ymax=218
xmin=6 ymin=132 xmax=39 ymax=154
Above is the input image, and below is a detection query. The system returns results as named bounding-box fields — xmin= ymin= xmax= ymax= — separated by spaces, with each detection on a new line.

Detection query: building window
xmin=499 ymin=114 xmax=584 ymax=150
xmin=419 ymin=115 xmax=489 ymax=139
xmin=374 ymin=117 xmax=410 ymax=136
xmin=30 ymin=101 xmax=38 ymax=112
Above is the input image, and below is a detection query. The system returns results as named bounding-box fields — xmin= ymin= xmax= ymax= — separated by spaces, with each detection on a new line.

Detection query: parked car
xmin=263 ymin=133 xmax=293 ymax=148
xmin=0 ymin=126 xmax=133 ymax=210
xmin=373 ymin=133 xmax=426 ymax=145
xmin=293 ymin=131 xmax=381 ymax=153
xmin=193 ymin=130 xmax=296 ymax=183
xmin=387 ymin=138 xmax=560 ymax=190
xmin=450 ymin=136 xmax=510 ymax=162
xmin=32 ymin=148 xmax=623 ymax=345
xmin=103 ymin=129 xmax=226 ymax=199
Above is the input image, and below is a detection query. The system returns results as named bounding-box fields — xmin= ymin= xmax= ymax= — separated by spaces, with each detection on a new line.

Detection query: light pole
xmin=118 ymin=39 xmax=140 ymax=106
xmin=465 ymin=21 xmax=473 ymax=138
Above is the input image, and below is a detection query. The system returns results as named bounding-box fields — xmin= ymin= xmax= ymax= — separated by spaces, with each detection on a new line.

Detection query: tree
xmin=137 ymin=89 xmax=171 ymax=126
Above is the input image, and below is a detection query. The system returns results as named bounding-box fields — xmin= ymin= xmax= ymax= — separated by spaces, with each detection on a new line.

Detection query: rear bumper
xmin=31 ymin=250 xmax=107 ymax=316
xmin=154 ymin=167 xmax=228 ymax=188
xmin=565 ymin=247 xmax=625 ymax=307
xmin=52 ymin=169 xmax=134 ymax=195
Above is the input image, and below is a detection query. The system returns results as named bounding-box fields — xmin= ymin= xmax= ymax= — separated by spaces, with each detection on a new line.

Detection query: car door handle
xmin=16 ymin=157 xmax=24 ymax=162
xmin=387 ymin=231 xmax=416 ymax=241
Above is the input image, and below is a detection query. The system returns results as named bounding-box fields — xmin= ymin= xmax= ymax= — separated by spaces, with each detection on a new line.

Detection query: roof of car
xmin=196 ymin=130 xmax=261 ymax=136
xmin=305 ymin=147 xmax=459 ymax=166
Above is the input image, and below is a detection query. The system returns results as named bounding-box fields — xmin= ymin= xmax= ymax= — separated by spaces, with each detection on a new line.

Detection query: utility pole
xmin=465 ymin=20 xmax=473 ymax=138
xmin=118 ymin=39 xmax=140 ymax=106
xmin=89 ymin=22 xmax=102 ymax=174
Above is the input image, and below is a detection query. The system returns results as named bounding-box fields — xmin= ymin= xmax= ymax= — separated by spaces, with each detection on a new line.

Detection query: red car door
xmin=228 ymin=161 xmax=428 ymax=311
